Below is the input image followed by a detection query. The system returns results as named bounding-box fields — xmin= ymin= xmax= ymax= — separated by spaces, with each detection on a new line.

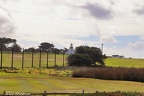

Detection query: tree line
xmin=0 ymin=37 xmax=106 ymax=66
xmin=0 ymin=37 xmax=68 ymax=53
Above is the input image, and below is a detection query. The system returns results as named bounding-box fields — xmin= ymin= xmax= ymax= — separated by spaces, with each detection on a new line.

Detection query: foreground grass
xmin=105 ymin=58 xmax=144 ymax=68
xmin=0 ymin=69 xmax=144 ymax=94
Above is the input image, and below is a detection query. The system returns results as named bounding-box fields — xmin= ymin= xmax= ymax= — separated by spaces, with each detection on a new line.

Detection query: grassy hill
xmin=105 ymin=58 xmax=144 ymax=68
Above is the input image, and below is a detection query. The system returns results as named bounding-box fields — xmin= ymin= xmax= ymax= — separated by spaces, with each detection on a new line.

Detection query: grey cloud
xmin=0 ymin=5 xmax=15 ymax=35
xmin=0 ymin=17 xmax=15 ymax=34
xmin=81 ymin=3 xmax=113 ymax=20
xmin=0 ymin=6 xmax=10 ymax=15
xmin=134 ymin=6 xmax=144 ymax=15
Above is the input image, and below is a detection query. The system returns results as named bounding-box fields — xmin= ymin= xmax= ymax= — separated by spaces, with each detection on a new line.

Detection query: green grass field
xmin=105 ymin=58 xmax=144 ymax=68
xmin=1 ymin=53 xmax=144 ymax=68
xmin=1 ymin=53 xmax=144 ymax=93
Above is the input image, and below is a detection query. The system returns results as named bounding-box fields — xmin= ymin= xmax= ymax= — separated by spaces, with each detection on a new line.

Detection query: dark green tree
xmin=67 ymin=46 xmax=107 ymax=67
xmin=24 ymin=47 xmax=40 ymax=53
xmin=38 ymin=42 xmax=54 ymax=52
xmin=51 ymin=48 xmax=61 ymax=54
xmin=11 ymin=43 xmax=22 ymax=52
xmin=0 ymin=37 xmax=16 ymax=45
xmin=76 ymin=46 xmax=106 ymax=65
xmin=0 ymin=37 xmax=17 ymax=51
xmin=24 ymin=47 xmax=34 ymax=52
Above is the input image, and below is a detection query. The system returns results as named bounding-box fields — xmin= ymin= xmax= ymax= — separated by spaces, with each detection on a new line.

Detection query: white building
xmin=65 ymin=44 xmax=75 ymax=54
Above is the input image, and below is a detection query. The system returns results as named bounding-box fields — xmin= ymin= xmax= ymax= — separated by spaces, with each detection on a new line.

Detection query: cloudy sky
xmin=1 ymin=0 xmax=144 ymax=58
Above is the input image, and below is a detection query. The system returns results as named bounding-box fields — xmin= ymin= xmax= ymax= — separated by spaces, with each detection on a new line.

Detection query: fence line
xmin=0 ymin=48 xmax=66 ymax=68
xmin=2 ymin=90 xmax=85 ymax=96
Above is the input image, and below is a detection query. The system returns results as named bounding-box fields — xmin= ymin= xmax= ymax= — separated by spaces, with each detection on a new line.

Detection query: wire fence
xmin=0 ymin=44 xmax=67 ymax=69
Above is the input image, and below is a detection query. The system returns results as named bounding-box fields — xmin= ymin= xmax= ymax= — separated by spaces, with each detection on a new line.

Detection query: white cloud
xmin=128 ymin=41 xmax=144 ymax=50
xmin=140 ymin=36 xmax=144 ymax=40
xmin=99 ymin=35 xmax=117 ymax=43
xmin=3 ymin=0 xmax=144 ymax=37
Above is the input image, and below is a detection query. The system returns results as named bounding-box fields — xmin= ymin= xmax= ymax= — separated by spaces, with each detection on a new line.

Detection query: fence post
xmin=22 ymin=48 xmax=24 ymax=68
xmin=0 ymin=44 xmax=2 ymax=69
xmin=32 ymin=49 xmax=34 ymax=67
xmin=54 ymin=50 xmax=56 ymax=67
xmin=11 ymin=48 xmax=14 ymax=68
xmin=39 ymin=49 xmax=41 ymax=68
xmin=46 ymin=50 xmax=49 ymax=68
xmin=82 ymin=90 xmax=85 ymax=94
xmin=3 ymin=91 xmax=6 ymax=96
xmin=63 ymin=52 xmax=65 ymax=66
xmin=43 ymin=90 xmax=47 ymax=96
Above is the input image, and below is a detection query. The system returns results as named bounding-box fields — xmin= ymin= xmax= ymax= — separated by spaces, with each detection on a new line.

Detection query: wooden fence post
xmin=54 ymin=51 xmax=56 ymax=67
xmin=39 ymin=49 xmax=41 ymax=68
xmin=46 ymin=51 xmax=49 ymax=68
xmin=31 ymin=49 xmax=34 ymax=67
xmin=43 ymin=90 xmax=47 ymax=96
xmin=11 ymin=48 xmax=14 ymax=68
xmin=22 ymin=48 xmax=24 ymax=68
xmin=3 ymin=91 xmax=6 ymax=96
xmin=82 ymin=90 xmax=84 ymax=94
xmin=63 ymin=52 xmax=65 ymax=66
xmin=0 ymin=44 xmax=2 ymax=69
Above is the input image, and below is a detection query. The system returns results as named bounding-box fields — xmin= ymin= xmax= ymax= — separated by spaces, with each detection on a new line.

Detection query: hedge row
xmin=72 ymin=67 xmax=144 ymax=82
xmin=70 ymin=91 xmax=143 ymax=96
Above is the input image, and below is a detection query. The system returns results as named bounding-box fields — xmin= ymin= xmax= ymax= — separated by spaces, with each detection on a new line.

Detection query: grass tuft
xmin=0 ymin=67 xmax=72 ymax=77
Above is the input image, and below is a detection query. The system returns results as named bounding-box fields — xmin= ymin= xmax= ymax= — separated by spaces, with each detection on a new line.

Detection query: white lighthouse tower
xmin=65 ymin=43 xmax=75 ymax=54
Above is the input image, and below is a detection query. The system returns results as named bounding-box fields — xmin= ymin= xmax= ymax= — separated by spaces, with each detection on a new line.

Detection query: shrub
xmin=67 ymin=46 xmax=107 ymax=67
xmin=75 ymin=46 xmax=107 ymax=65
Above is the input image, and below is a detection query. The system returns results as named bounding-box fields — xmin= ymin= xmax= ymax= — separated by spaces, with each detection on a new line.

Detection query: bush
xmin=75 ymin=46 xmax=106 ymax=65
xmin=67 ymin=46 xmax=107 ymax=67
xmin=67 ymin=54 xmax=94 ymax=67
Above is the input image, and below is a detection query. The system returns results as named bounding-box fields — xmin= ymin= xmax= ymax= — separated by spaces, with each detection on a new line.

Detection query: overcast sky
xmin=1 ymin=0 xmax=144 ymax=58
